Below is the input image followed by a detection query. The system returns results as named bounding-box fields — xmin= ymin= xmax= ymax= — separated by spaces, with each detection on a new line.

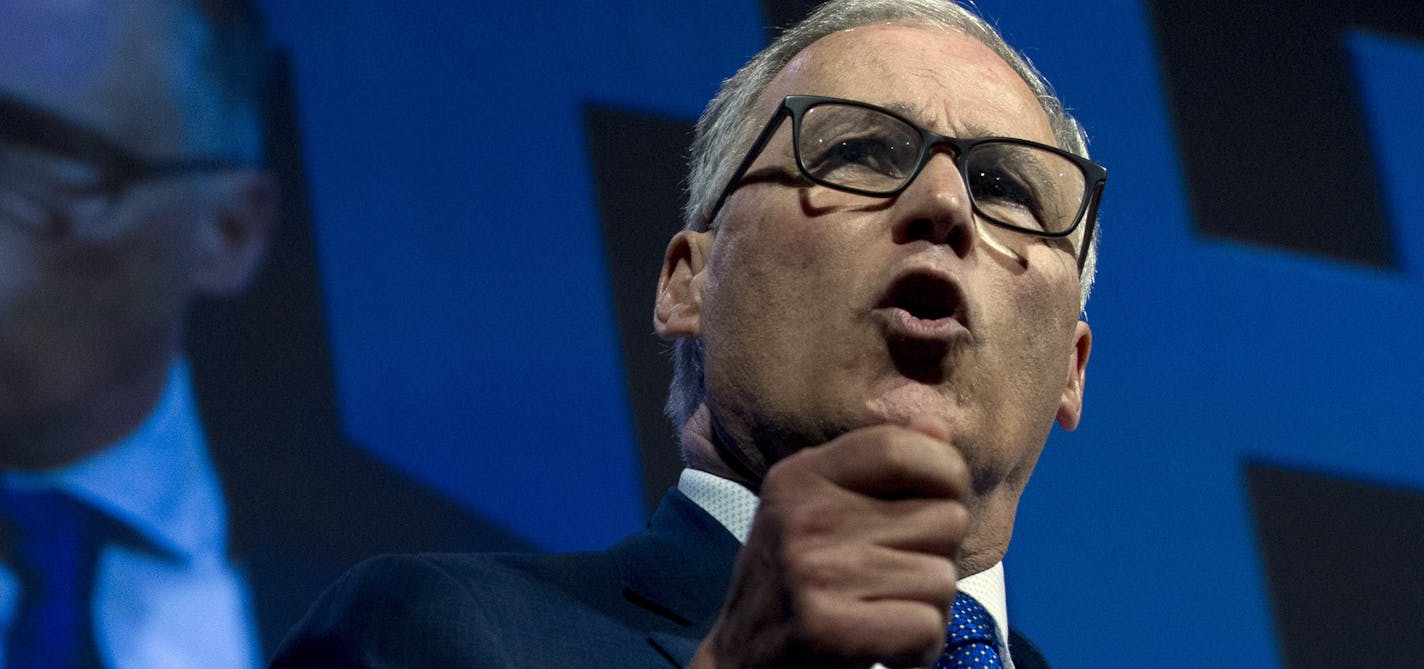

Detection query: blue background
xmin=252 ymin=2 xmax=1423 ymax=666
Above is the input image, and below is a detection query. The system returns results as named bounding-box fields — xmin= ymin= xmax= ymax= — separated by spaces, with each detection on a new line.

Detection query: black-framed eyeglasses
xmin=706 ymin=95 xmax=1107 ymax=269
xmin=0 ymin=94 xmax=242 ymax=237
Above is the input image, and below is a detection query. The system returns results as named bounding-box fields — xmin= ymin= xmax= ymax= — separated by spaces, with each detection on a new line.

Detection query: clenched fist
xmin=689 ymin=414 xmax=970 ymax=669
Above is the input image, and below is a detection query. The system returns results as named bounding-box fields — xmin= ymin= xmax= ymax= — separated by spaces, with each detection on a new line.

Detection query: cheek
xmin=981 ymin=269 xmax=1080 ymax=408
xmin=705 ymin=198 xmax=856 ymax=322
xmin=701 ymin=225 xmax=812 ymax=367
xmin=0 ymin=230 xmax=40 ymax=316
xmin=698 ymin=199 xmax=874 ymax=408
xmin=44 ymin=206 xmax=194 ymax=345
xmin=43 ymin=235 xmax=185 ymax=341
xmin=106 ymin=210 xmax=198 ymax=322
xmin=0 ymin=232 xmax=183 ymax=414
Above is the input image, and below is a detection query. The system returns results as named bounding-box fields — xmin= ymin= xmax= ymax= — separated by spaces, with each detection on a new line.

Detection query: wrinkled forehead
xmin=761 ymin=23 xmax=1054 ymax=144
xmin=0 ymin=0 xmax=185 ymax=154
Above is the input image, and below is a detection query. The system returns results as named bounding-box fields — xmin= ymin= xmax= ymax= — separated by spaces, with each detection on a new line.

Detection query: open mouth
xmin=879 ymin=270 xmax=966 ymax=328
xmin=876 ymin=270 xmax=968 ymax=384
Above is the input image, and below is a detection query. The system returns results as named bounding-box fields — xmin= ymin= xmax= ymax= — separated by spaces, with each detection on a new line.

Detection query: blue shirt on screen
xmin=0 ymin=360 xmax=259 ymax=668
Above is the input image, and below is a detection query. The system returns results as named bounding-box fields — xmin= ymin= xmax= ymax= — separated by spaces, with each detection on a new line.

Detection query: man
xmin=0 ymin=1 xmax=526 ymax=667
xmin=273 ymin=0 xmax=1102 ymax=666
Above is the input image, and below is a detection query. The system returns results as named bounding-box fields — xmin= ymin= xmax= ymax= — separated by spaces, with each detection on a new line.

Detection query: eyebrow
xmin=0 ymin=95 xmax=138 ymax=169
xmin=881 ymin=100 xmax=1007 ymax=139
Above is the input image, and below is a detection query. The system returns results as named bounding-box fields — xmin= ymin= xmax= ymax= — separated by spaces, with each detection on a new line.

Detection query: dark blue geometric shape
xmin=1247 ymin=462 xmax=1424 ymax=668
xmin=1146 ymin=0 xmax=1424 ymax=267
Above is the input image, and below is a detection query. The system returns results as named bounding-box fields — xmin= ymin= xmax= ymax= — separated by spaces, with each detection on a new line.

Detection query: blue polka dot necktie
xmin=0 ymin=488 xmax=108 ymax=669
xmin=933 ymin=592 xmax=1004 ymax=669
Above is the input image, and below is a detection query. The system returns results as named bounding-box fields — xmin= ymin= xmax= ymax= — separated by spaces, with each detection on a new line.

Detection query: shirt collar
xmin=2 ymin=359 xmax=228 ymax=560
xmin=678 ymin=468 xmax=758 ymax=542
xmin=678 ymin=468 xmax=1015 ymax=663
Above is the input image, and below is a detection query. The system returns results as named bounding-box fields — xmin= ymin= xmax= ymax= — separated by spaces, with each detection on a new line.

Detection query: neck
xmin=957 ymin=483 xmax=1026 ymax=575
xmin=680 ymin=403 xmax=762 ymax=490
xmin=0 ymin=358 xmax=171 ymax=471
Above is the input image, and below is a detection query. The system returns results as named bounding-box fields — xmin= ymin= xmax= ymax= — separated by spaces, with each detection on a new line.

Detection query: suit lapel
xmin=612 ymin=489 xmax=741 ymax=666
xmin=1008 ymin=627 xmax=1051 ymax=669
xmin=647 ymin=630 xmax=706 ymax=667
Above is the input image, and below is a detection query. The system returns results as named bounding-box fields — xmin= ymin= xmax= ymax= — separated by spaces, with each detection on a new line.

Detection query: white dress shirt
xmin=0 ymin=360 xmax=260 ymax=668
xmin=679 ymin=468 xmax=1017 ymax=669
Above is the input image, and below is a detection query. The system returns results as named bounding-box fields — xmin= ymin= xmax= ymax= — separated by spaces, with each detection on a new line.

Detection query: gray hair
xmin=667 ymin=0 xmax=1099 ymax=430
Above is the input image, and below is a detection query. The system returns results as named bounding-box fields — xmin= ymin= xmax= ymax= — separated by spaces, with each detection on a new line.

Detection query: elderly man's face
xmin=0 ymin=0 xmax=265 ymax=459
xmin=679 ymin=24 xmax=1091 ymax=549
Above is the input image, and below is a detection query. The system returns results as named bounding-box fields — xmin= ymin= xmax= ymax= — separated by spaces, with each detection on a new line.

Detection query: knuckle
xmin=909 ymin=500 xmax=969 ymax=555
xmin=799 ymin=612 xmax=884 ymax=661
xmin=924 ymin=553 xmax=958 ymax=589
xmin=780 ymin=498 xmax=839 ymax=540
xmin=867 ymin=430 xmax=924 ymax=479
xmin=794 ymin=594 xmax=852 ymax=647
xmin=761 ymin=456 xmax=811 ymax=497
xmin=937 ymin=556 xmax=959 ymax=591
xmin=942 ymin=450 xmax=969 ymax=484
xmin=950 ymin=499 xmax=970 ymax=529
xmin=881 ymin=606 xmax=951 ymax=666
xmin=879 ymin=439 xmax=916 ymax=477
xmin=908 ymin=618 xmax=947 ymax=656
xmin=938 ymin=499 xmax=970 ymax=538
xmin=926 ymin=558 xmax=959 ymax=607
xmin=785 ymin=548 xmax=843 ymax=592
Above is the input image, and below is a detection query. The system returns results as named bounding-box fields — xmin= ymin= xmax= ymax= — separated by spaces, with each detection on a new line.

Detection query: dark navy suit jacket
xmin=270 ymin=489 xmax=1049 ymax=668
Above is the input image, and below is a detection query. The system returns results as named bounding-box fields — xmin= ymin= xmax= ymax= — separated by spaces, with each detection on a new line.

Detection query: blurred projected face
xmin=0 ymin=1 xmax=218 ymax=441
xmin=692 ymin=24 xmax=1091 ymax=559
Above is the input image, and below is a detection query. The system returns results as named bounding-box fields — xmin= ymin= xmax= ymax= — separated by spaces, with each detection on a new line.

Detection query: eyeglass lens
xmin=0 ymin=140 xmax=121 ymax=235
xmin=795 ymin=102 xmax=1087 ymax=234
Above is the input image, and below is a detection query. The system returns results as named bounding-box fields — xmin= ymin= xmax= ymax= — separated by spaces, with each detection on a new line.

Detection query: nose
xmin=890 ymin=150 xmax=977 ymax=258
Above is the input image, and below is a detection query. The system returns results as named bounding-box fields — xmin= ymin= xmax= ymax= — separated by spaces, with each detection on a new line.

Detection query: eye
xmin=0 ymin=185 xmax=54 ymax=231
xmin=969 ymin=167 xmax=1045 ymax=230
xmin=806 ymin=133 xmax=910 ymax=178
xmin=1 ymin=143 xmax=111 ymax=192
xmin=970 ymin=167 xmax=1036 ymax=207
xmin=796 ymin=104 xmax=920 ymax=192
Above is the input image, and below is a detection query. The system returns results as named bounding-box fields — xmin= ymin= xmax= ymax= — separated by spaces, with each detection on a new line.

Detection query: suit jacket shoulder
xmin=272 ymin=490 xmax=740 ymax=668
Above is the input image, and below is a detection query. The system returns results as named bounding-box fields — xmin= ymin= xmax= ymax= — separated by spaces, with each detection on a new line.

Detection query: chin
xmin=863 ymin=379 xmax=963 ymax=425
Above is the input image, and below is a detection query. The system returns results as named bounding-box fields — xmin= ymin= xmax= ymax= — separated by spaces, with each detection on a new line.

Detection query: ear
xmin=654 ymin=229 xmax=712 ymax=340
xmin=1055 ymin=319 xmax=1092 ymax=431
xmin=190 ymin=169 xmax=278 ymax=296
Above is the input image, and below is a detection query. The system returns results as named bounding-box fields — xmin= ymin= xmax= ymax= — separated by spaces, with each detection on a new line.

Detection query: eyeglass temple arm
xmin=703 ymin=106 xmax=791 ymax=229
xmin=1076 ymin=179 xmax=1106 ymax=271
